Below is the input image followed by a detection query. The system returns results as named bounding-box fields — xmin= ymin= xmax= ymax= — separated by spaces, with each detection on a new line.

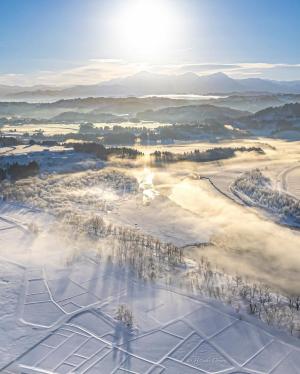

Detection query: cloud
xmin=1 ymin=60 xmax=300 ymax=87
xmin=176 ymin=62 xmax=300 ymax=80
xmin=0 ymin=59 xmax=144 ymax=87
xmin=178 ymin=64 xmax=241 ymax=73
xmin=223 ymin=63 xmax=300 ymax=80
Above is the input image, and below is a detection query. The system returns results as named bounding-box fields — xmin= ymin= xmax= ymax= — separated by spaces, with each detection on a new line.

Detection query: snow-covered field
xmin=281 ymin=165 xmax=300 ymax=199
xmin=0 ymin=145 xmax=106 ymax=174
xmin=1 ymin=140 xmax=300 ymax=290
xmin=1 ymin=203 xmax=300 ymax=374
xmin=2 ymin=123 xmax=80 ymax=136
xmin=1 ymin=138 xmax=300 ymax=373
xmin=193 ymin=140 xmax=300 ymax=227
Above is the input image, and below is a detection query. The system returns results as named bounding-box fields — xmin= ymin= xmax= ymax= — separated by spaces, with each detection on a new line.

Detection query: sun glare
xmin=113 ymin=0 xmax=180 ymax=58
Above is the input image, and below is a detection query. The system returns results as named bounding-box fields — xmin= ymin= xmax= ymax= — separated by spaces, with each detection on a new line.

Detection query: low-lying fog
xmin=124 ymin=139 xmax=300 ymax=294
xmin=170 ymin=177 xmax=300 ymax=293
xmin=1 ymin=139 xmax=299 ymax=295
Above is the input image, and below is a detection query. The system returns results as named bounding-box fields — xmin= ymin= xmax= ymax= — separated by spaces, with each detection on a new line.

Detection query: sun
xmin=113 ymin=0 xmax=180 ymax=59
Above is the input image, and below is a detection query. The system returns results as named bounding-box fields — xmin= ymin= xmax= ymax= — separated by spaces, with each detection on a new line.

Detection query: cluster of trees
xmin=79 ymin=122 xmax=99 ymax=134
xmin=31 ymin=121 xmax=244 ymax=147
xmin=68 ymin=209 xmax=300 ymax=337
xmin=0 ymin=169 xmax=139 ymax=217
xmin=103 ymin=132 xmax=136 ymax=145
xmin=0 ymin=161 xmax=39 ymax=181
xmin=0 ymin=136 xmax=21 ymax=147
xmin=6 ymin=120 xmax=247 ymax=148
xmin=63 ymin=211 xmax=183 ymax=280
xmin=79 ymin=123 xmax=137 ymax=145
xmin=71 ymin=142 xmax=143 ymax=160
xmin=29 ymin=139 xmax=59 ymax=147
xmin=107 ymin=147 xmax=143 ymax=159
xmin=232 ymin=169 xmax=300 ymax=224
xmin=91 ymin=121 xmax=243 ymax=145
xmin=72 ymin=142 xmax=108 ymax=159
xmin=116 ymin=305 xmax=134 ymax=328
xmin=151 ymin=146 xmax=264 ymax=164
xmin=0 ymin=163 xmax=182 ymax=280
xmin=0 ymin=168 xmax=5 ymax=181
xmin=187 ymin=256 xmax=300 ymax=336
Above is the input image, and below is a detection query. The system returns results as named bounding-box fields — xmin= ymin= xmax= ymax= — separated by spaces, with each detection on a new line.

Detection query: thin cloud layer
xmin=1 ymin=60 xmax=300 ymax=87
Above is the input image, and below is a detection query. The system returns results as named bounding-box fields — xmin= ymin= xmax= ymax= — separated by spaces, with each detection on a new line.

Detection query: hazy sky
xmin=0 ymin=0 xmax=300 ymax=86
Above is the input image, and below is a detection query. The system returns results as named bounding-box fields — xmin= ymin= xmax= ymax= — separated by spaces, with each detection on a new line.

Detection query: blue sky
xmin=0 ymin=0 xmax=300 ymax=85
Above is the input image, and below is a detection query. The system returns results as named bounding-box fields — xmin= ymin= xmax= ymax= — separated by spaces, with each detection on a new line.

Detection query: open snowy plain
xmin=1 ymin=203 xmax=300 ymax=374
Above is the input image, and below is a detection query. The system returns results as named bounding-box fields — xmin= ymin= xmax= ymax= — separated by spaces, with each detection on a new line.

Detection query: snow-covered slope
xmin=1 ymin=203 xmax=300 ymax=374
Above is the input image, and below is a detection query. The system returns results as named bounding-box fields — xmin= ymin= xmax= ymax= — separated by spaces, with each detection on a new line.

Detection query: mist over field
xmin=3 ymin=140 xmax=299 ymax=294
xmin=121 ymin=143 xmax=300 ymax=294
xmin=170 ymin=178 xmax=300 ymax=292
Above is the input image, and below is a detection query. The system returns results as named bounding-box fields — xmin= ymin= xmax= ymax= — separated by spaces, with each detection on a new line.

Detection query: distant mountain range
xmin=2 ymin=72 xmax=300 ymax=100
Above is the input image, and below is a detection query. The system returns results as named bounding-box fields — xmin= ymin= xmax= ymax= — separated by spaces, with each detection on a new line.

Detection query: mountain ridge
xmin=3 ymin=72 xmax=300 ymax=100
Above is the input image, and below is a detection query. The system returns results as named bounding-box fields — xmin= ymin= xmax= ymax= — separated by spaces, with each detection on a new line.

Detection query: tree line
xmin=0 ymin=161 xmax=39 ymax=181
xmin=151 ymin=146 xmax=264 ymax=164
xmin=70 ymin=142 xmax=143 ymax=160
